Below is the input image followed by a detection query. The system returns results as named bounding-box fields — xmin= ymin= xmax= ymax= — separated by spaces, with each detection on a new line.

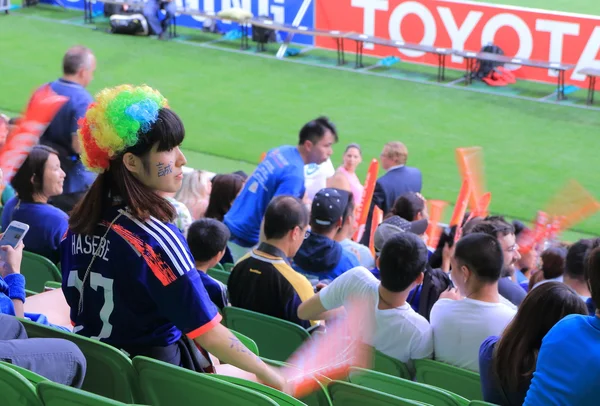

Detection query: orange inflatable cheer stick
xmin=450 ymin=179 xmax=472 ymax=243
xmin=0 ymin=84 xmax=68 ymax=185
xmin=473 ymin=192 xmax=492 ymax=218
xmin=259 ymin=151 xmax=266 ymax=162
xmin=281 ymin=299 xmax=372 ymax=399
xmin=544 ymin=179 xmax=600 ymax=236
xmin=425 ymin=200 xmax=448 ymax=249
xmin=353 ymin=158 xmax=379 ymax=241
xmin=455 ymin=147 xmax=485 ymax=212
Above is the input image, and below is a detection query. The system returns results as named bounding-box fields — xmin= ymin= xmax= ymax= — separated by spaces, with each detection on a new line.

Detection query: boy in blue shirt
xmin=187 ymin=219 xmax=229 ymax=310
xmin=524 ymin=245 xmax=600 ymax=406
xmin=224 ymin=117 xmax=338 ymax=261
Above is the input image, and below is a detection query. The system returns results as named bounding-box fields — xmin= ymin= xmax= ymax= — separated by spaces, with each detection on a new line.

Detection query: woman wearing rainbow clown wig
xmin=61 ymin=85 xmax=285 ymax=388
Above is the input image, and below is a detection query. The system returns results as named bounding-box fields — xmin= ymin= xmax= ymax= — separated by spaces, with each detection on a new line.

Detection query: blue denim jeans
xmin=0 ymin=314 xmax=86 ymax=387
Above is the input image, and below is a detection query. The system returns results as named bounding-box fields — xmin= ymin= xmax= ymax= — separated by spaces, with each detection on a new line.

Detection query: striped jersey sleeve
xmin=114 ymin=211 xmax=221 ymax=338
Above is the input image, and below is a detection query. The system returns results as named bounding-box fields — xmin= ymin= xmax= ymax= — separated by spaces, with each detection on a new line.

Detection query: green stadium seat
xmin=18 ymin=318 xmax=139 ymax=403
xmin=212 ymin=262 xmax=225 ymax=271
xmin=0 ymin=361 xmax=48 ymax=385
xmin=133 ymin=356 xmax=278 ymax=405
xmin=208 ymin=268 xmax=231 ymax=284
xmin=44 ymin=280 xmax=62 ymax=290
xmin=0 ymin=361 xmax=42 ymax=406
xmin=468 ymin=401 xmax=499 ymax=406
xmin=348 ymin=367 xmax=468 ymax=406
xmin=413 ymin=359 xmax=483 ymax=401
xmin=37 ymin=381 xmax=129 ymax=406
xmin=212 ymin=374 xmax=307 ymax=405
xmin=231 ymin=328 xmax=260 ymax=356
xmin=224 ymin=262 xmax=235 ymax=272
xmin=371 ymin=348 xmax=412 ymax=380
xmin=223 ymin=307 xmax=310 ymax=361
xmin=327 ymin=381 xmax=426 ymax=405
xmin=21 ymin=251 xmax=61 ymax=293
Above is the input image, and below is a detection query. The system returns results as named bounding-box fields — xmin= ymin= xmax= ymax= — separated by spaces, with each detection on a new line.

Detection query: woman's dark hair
xmin=344 ymin=143 xmax=361 ymax=154
xmin=69 ymin=108 xmax=184 ymax=235
xmin=11 ymin=145 xmax=59 ymax=202
xmin=391 ymin=192 xmax=424 ymax=221
xmin=493 ymin=282 xmax=587 ymax=392
xmin=204 ymin=173 xmax=244 ymax=222
xmin=527 ymin=246 xmax=566 ymax=291
xmin=540 ymin=246 xmax=567 ymax=280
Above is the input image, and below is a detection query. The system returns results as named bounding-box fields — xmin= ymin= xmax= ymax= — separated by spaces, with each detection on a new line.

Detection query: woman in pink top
xmin=336 ymin=143 xmax=364 ymax=207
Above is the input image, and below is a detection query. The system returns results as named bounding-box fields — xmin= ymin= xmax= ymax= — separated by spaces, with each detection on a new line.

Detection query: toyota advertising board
xmin=315 ymin=0 xmax=600 ymax=87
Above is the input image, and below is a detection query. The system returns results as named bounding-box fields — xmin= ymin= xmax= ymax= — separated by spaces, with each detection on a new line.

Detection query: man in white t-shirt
xmin=297 ymin=232 xmax=433 ymax=365
xmin=430 ymin=233 xmax=516 ymax=372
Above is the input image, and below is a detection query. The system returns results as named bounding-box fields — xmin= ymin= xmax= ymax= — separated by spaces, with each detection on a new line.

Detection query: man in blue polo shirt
xmin=37 ymin=46 xmax=97 ymax=208
xmin=224 ymin=117 xmax=338 ymax=262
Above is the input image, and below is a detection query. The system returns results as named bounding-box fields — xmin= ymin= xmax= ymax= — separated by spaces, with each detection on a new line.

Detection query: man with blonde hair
xmin=361 ymin=141 xmax=422 ymax=246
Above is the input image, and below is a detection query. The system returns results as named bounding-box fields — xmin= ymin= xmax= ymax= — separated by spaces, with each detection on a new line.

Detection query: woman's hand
xmin=0 ymin=241 xmax=24 ymax=278
xmin=256 ymin=365 xmax=288 ymax=393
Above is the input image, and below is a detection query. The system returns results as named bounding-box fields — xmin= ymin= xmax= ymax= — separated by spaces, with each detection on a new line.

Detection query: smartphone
xmin=0 ymin=220 xmax=30 ymax=248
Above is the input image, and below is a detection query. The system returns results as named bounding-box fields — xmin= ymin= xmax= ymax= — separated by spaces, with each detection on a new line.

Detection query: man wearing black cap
xmin=292 ymin=188 xmax=360 ymax=282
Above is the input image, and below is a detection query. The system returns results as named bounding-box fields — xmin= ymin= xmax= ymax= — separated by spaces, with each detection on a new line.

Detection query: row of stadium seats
xmin=11 ymin=308 xmax=496 ymax=405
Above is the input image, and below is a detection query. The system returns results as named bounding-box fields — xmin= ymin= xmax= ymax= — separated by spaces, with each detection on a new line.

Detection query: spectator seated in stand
xmin=333 ymin=191 xmax=375 ymax=269
xmin=0 ymin=314 xmax=86 ymax=388
xmin=0 ymin=239 xmax=69 ymax=330
xmin=1 ymin=145 xmax=67 ymax=264
xmin=298 ymin=232 xmax=433 ymax=367
xmin=228 ymin=196 xmax=316 ymax=328
xmin=204 ymin=173 xmax=245 ymax=265
xmin=479 ymin=282 xmax=587 ymax=406
xmin=430 ymin=233 xmax=516 ymax=372
xmin=523 ymin=246 xmax=600 ymax=406
xmin=293 ymin=188 xmax=359 ymax=282
xmin=470 ymin=217 xmax=526 ymax=307
xmin=175 ymin=169 xmax=212 ymax=220
xmin=528 ymin=246 xmax=566 ymax=291
xmin=563 ymin=238 xmax=597 ymax=304
xmin=369 ymin=215 xmax=428 ymax=280
xmin=187 ymin=218 xmax=229 ymax=310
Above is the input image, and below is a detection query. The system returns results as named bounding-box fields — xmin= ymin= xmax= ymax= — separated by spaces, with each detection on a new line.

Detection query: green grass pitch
xmin=1 ymin=3 xmax=599 ymax=239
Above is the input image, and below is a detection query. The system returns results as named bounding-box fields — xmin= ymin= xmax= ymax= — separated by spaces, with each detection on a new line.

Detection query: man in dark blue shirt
xmin=37 ymin=46 xmax=97 ymax=204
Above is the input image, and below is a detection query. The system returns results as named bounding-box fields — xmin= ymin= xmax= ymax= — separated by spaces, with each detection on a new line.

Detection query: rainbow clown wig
xmin=78 ymin=85 xmax=170 ymax=172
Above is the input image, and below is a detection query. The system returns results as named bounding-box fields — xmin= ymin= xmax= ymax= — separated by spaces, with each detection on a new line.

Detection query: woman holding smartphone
xmin=61 ymin=85 xmax=285 ymax=388
xmin=1 ymin=145 xmax=67 ymax=263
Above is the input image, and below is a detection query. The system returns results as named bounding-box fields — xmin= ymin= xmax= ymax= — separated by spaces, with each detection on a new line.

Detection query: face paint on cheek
xmin=156 ymin=161 xmax=173 ymax=177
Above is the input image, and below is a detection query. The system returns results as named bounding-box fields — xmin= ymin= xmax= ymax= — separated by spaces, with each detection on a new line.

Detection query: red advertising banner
xmin=315 ymin=0 xmax=600 ymax=88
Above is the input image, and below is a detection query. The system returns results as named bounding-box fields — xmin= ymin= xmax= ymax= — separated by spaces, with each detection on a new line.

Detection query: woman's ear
xmin=122 ymin=152 xmax=141 ymax=175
